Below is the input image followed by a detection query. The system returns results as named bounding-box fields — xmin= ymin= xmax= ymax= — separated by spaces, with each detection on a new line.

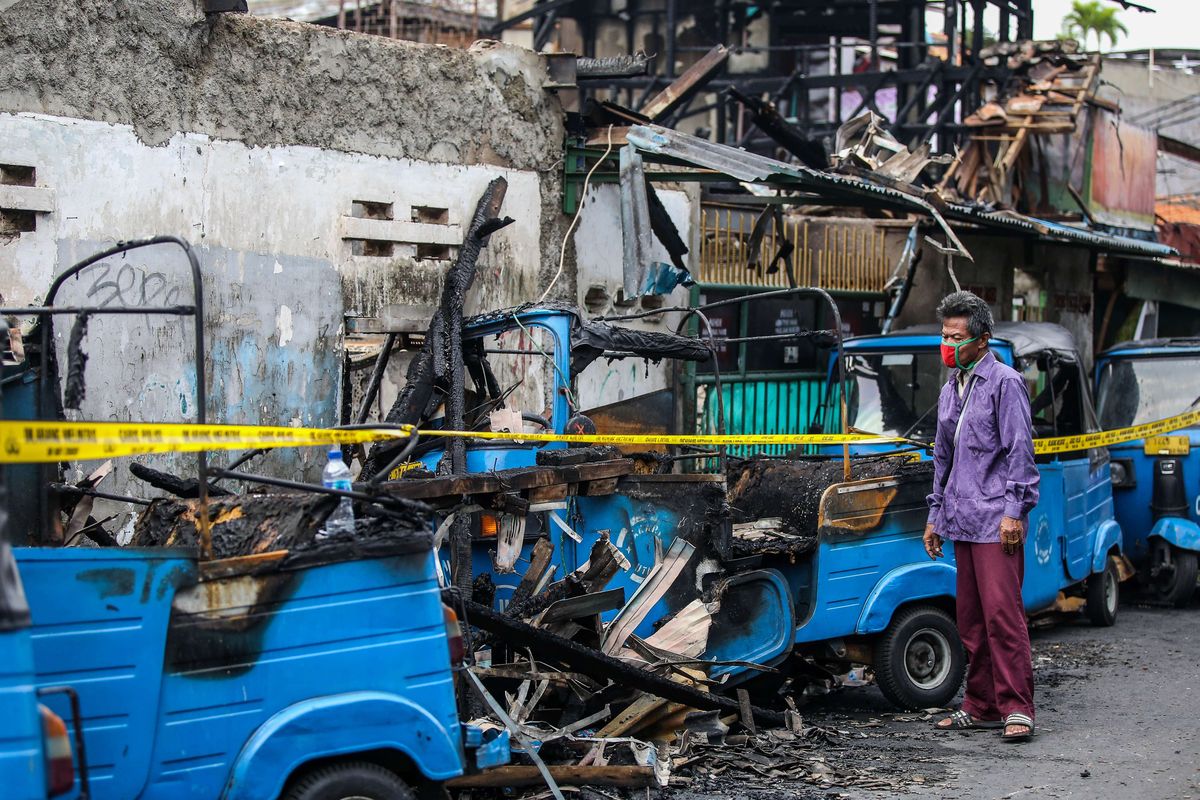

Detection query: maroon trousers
xmin=954 ymin=540 xmax=1035 ymax=721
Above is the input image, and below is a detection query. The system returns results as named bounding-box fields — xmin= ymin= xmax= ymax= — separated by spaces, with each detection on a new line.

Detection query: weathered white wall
xmin=572 ymin=183 xmax=696 ymax=410
xmin=0 ymin=111 xmax=542 ymax=489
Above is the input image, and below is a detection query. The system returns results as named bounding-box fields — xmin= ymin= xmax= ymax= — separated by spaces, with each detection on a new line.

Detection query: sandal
xmin=935 ymin=710 xmax=1004 ymax=730
xmin=1001 ymin=713 xmax=1035 ymax=742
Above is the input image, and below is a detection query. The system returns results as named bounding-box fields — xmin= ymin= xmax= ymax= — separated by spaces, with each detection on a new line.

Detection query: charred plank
xmin=459 ymin=596 xmax=785 ymax=728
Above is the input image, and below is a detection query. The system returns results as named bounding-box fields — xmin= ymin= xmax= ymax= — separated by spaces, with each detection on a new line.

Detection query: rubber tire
xmin=1086 ymin=557 xmax=1120 ymax=627
xmin=284 ymin=762 xmax=415 ymax=800
xmin=873 ymin=605 xmax=966 ymax=711
xmin=1158 ymin=545 xmax=1199 ymax=608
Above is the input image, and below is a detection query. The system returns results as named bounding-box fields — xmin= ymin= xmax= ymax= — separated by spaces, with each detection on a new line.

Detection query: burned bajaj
xmin=797 ymin=322 xmax=1125 ymax=706
xmin=1096 ymin=338 xmax=1200 ymax=606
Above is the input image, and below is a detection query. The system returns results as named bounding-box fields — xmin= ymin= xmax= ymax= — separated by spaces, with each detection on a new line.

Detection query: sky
xmin=1030 ymin=0 xmax=1200 ymax=52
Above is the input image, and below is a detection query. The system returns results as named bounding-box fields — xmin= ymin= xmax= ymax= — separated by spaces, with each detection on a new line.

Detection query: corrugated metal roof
xmin=625 ymin=123 xmax=973 ymax=259
xmin=944 ymin=203 xmax=1176 ymax=257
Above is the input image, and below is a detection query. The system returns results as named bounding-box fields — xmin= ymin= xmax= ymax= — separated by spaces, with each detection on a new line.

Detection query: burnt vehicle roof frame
xmin=0 ymin=236 xmax=211 ymax=552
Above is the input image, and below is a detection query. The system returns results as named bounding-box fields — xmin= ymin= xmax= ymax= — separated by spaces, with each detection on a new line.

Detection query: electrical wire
xmin=536 ymin=124 xmax=614 ymax=304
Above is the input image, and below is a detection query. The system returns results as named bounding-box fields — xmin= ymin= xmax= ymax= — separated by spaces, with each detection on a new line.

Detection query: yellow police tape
xmin=2 ymin=407 xmax=1200 ymax=464
xmin=0 ymin=421 xmax=410 ymax=464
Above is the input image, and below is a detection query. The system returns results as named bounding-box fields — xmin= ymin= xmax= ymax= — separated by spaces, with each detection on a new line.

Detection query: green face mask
xmin=940 ymin=336 xmax=979 ymax=369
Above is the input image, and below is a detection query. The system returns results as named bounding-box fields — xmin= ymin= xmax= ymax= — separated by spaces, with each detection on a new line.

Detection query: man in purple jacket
xmin=924 ymin=291 xmax=1040 ymax=742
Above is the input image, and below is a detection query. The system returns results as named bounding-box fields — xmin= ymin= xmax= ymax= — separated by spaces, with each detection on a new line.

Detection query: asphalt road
xmin=670 ymin=597 xmax=1199 ymax=800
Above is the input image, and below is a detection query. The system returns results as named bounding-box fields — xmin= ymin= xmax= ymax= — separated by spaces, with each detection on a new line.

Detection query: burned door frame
xmin=0 ymin=237 xmax=209 ymax=549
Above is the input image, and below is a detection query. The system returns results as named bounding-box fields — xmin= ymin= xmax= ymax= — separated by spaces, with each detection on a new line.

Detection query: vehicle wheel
xmin=284 ymin=762 xmax=415 ymax=800
xmin=1149 ymin=538 xmax=1199 ymax=608
xmin=1086 ymin=557 xmax=1120 ymax=627
xmin=873 ymin=605 xmax=965 ymax=711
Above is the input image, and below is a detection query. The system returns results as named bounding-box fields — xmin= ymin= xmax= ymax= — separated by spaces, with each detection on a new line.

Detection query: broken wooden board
xmin=602 ymin=537 xmax=696 ymax=655
xmin=642 ymin=598 xmax=711 ymax=659
xmin=462 ymin=597 xmax=786 ymax=727
xmin=639 ymin=44 xmax=729 ymax=121
xmin=377 ymin=459 xmax=635 ymax=502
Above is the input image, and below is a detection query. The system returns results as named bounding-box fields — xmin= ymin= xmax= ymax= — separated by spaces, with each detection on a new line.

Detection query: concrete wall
xmin=897 ymin=234 xmax=1096 ymax=365
xmin=572 ymin=183 xmax=697 ymax=410
xmin=0 ymin=0 xmax=567 ymax=500
xmin=1099 ymin=59 xmax=1200 ymax=198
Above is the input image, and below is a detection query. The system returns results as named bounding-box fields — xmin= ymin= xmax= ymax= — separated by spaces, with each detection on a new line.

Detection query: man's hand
xmin=1000 ymin=516 xmax=1024 ymax=555
xmin=923 ymin=523 xmax=944 ymax=560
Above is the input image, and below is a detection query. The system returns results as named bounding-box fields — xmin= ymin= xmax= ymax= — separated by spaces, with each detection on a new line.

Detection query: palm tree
xmin=1062 ymin=0 xmax=1129 ymax=52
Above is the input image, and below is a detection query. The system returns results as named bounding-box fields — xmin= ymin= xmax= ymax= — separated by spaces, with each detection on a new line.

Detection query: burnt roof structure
xmin=499 ymin=0 xmax=1036 ymax=154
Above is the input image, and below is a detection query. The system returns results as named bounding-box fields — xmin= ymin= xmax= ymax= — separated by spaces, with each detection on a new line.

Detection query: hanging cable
xmin=537 ymin=124 xmax=614 ymax=304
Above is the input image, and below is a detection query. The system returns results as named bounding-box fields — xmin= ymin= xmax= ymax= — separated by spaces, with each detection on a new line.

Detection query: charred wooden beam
xmin=446 ymin=766 xmax=655 ymax=789
xmin=727 ymin=86 xmax=829 ymax=170
xmin=459 ymin=596 xmax=785 ymax=728
xmin=129 ymin=462 xmax=232 ymax=499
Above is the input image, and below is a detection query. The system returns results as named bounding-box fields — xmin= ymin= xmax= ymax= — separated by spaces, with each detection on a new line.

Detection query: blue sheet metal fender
xmin=855 ymin=562 xmax=958 ymax=635
xmin=1090 ymin=519 xmax=1124 ymax=572
xmin=707 ymin=568 xmax=795 ymax=677
xmin=222 ymin=691 xmax=463 ymax=800
xmin=1148 ymin=516 xmax=1200 ymax=552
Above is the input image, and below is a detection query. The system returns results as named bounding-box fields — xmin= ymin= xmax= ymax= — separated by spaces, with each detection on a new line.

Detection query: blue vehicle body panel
xmin=1149 ymin=516 xmax=1200 ymax=551
xmin=18 ymin=548 xmax=193 ymax=800
xmin=1091 ymin=519 xmax=1123 ymax=572
xmin=797 ymin=520 xmax=936 ymax=642
xmin=698 ymin=569 xmax=794 ymax=677
xmin=13 ymin=547 xmax=467 ymax=800
xmin=856 ymin=561 xmax=958 ymax=635
xmin=0 ymin=626 xmax=45 ymax=800
xmin=223 ymin=692 xmax=462 ymax=800
xmin=1095 ymin=342 xmax=1200 ymax=562
xmin=0 ymin=541 xmax=45 ymax=800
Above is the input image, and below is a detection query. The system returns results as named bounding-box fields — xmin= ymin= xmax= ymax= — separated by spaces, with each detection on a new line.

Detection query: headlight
xmin=1109 ymin=459 xmax=1136 ymax=488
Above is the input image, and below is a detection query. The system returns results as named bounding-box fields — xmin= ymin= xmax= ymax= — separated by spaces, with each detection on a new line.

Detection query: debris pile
xmin=445 ymin=468 xmax=794 ymax=792
xmin=939 ymin=42 xmax=1102 ymax=209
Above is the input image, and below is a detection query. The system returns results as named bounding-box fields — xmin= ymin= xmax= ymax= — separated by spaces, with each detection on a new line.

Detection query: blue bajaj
xmin=1096 ymin=338 xmax=1200 ymax=606
xmin=817 ymin=323 xmax=1124 ymax=629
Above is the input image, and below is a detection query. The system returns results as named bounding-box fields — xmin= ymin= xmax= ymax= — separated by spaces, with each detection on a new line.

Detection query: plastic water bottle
xmin=320 ymin=447 xmax=355 ymax=538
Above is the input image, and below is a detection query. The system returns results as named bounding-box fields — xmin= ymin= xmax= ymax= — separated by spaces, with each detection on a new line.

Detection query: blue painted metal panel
xmin=222 ymin=692 xmax=462 ymax=800
xmin=1061 ymin=459 xmax=1092 ymax=582
xmin=1149 ymin=516 xmax=1200 ymax=551
xmin=14 ymin=548 xmax=467 ymax=800
xmin=855 ymin=561 xmax=958 ymax=634
xmin=568 ymin=494 xmax=689 ymax=633
xmin=703 ymin=570 xmax=794 ymax=678
xmin=796 ymin=509 xmax=942 ymax=643
xmin=150 ymin=553 xmax=461 ymax=800
xmin=1091 ymin=519 xmax=1123 ymax=572
xmin=16 ymin=548 xmax=195 ymax=800
xmin=0 ymin=626 xmax=46 ymax=800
